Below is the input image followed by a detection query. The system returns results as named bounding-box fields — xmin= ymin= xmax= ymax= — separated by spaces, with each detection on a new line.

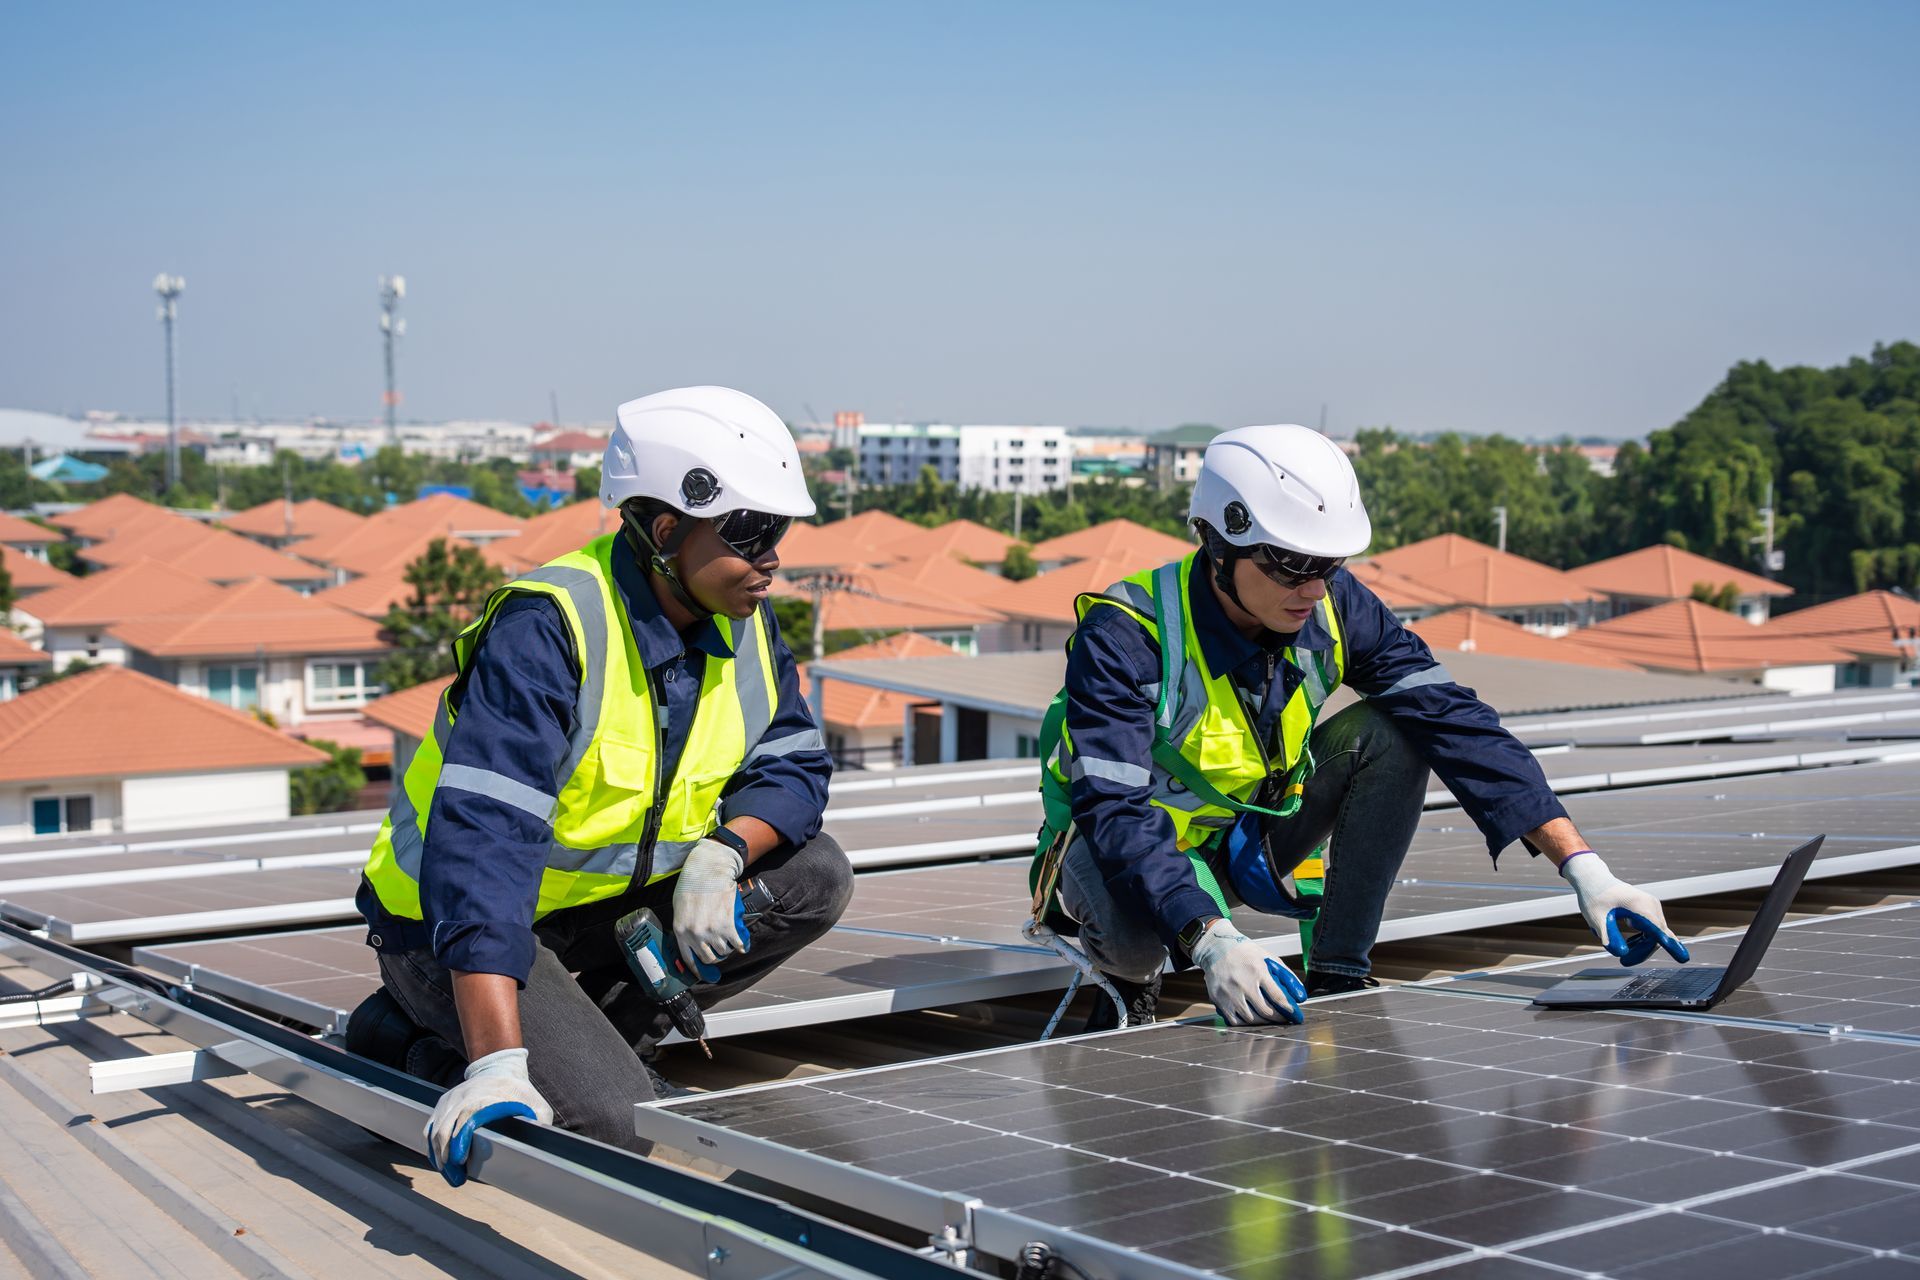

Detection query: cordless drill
xmin=613 ymin=879 xmax=773 ymax=1058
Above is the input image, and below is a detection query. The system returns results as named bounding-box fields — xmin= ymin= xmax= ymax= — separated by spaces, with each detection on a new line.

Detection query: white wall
xmin=37 ymin=624 xmax=129 ymax=668
xmin=1758 ymin=664 xmax=1838 ymax=694
xmin=169 ymin=651 xmax=386 ymax=727
xmin=977 ymin=619 xmax=1075 ymax=654
xmin=121 ymin=770 xmax=291 ymax=832
xmin=986 ymin=710 xmax=1045 ymax=760
xmin=0 ymin=777 xmax=121 ymax=840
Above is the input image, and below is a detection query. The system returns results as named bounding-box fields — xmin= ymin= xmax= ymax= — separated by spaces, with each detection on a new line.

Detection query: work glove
xmin=672 ymin=837 xmax=747 ymax=967
xmin=425 ymin=1047 xmax=553 ymax=1187
xmin=1189 ymin=918 xmax=1307 ymax=1026
xmin=1560 ymin=851 xmax=1690 ymax=966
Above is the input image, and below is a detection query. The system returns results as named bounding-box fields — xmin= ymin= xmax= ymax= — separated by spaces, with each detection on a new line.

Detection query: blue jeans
xmin=1059 ymin=702 xmax=1430 ymax=982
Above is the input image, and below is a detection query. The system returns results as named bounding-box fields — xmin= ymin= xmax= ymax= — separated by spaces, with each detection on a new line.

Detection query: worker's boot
xmin=1305 ymin=972 xmax=1380 ymax=1000
xmin=1081 ymin=973 xmax=1161 ymax=1034
xmin=343 ymin=989 xmax=465 ymax=1085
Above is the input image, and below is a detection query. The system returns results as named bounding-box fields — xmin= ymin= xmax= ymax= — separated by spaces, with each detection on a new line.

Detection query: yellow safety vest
xmin=1030 ymin=551 xmax=1345 ymax=913
xmin=363 ymin=532 xmax=783 ymax=922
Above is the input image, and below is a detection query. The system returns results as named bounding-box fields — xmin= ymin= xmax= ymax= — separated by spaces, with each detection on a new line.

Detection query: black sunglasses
xmin=1250 ymin=544 xmax=1345 ymax=588
xmin=711 ymin=509 xmax=793 ymax=562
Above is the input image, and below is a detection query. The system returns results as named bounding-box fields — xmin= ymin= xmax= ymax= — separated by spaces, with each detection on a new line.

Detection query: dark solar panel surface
xmin=1504 ymin=689 xmax=1920 ymax=746
xmin=0 ymin=864 xmax=361 ymax=940
xmin=637 ymin=987 xmax=1920 ymax=1278
xmin=1443 ymin=904 xmax=1920 ymax=1040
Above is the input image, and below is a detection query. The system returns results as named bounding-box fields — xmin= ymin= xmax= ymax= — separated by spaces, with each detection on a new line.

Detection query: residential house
xmin=1369 ymin=535 xmax=1603 ymax=635
xmin=290 ymin=521 xmax=477 ymax=587
xmin=1569 ymin=544 xmax=1792 ymax=624
xmin=362 ymin=677 xmax=451 ymax=779
xmin=1409 ymin=608 xmax=1641 ymax=670
xmin=0 ymin=511 xmax=61 ymax=562
xmin=1142 ymin=423 xmax=1219 ymax=488
xmin=224 ymin=498 xmax=367 ymax=549
xmin=0 ymin=630 xmax=50 ymax=700
xmin=1574 ymin=599 xmax=1860 ymax=692
xmin=802 ymin=631 xmax=954 ymax=769
xmin=1763 ymin=592 xmax=1920 ymax=688
xmin=776 ymin=564 xmax=1003 ymax=657
xmin=111 ymin=578 xmax=390 ymax=727
xmin=1346 ymin=561 xmax=1459 ymax=624
xmin=888 ymin=519 xmax=1022 ymax=573
xmin=81 ymin=520 xmax=333 ymax=593
xmin=482 ymin=500 xmax=616 ymax=576
xmin=529 ymin=431 xmax=609 ymax=472
xmin=378 ymin=492 xmax=526 ymax=546
xmin=13 ymin=560 xmax=228 ymax=668
xmin=0 ymin=544 xmax=76 ymax=597
xmin=977 ymin=556 xmax=1141 ymax=653
xmin=48 ymin=493 xmax=183 ymax=547
xmin=0 ymin=665 xmax=326 ymax=837
xmin=1028 ymin=519 xmax=1193 ymax=573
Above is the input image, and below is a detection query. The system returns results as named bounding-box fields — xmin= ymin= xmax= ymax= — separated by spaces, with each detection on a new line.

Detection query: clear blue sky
xmin=3 ymin=2 xmax=1914 ymax=438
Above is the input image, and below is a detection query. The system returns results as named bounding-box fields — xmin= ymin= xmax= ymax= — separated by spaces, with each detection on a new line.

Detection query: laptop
xmin=1531 ymin=834 xmax=1826 ymax=1010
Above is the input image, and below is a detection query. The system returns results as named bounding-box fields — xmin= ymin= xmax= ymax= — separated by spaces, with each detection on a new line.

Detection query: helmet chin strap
xmin=1196 ymin=524 xmax=1253 ymax=613
xmin=620 ymin=506 xmax=714 ymax=624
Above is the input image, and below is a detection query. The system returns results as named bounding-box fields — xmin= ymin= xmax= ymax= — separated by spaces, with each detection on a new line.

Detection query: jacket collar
xmin=1186 ymin=553 xmax=1333 ymax=681
xmin=609 ymin=540 xmax=738 ymax=670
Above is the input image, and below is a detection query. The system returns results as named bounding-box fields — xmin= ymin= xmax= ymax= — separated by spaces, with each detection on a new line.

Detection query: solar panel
xmin=1439 ymin=904 xmax=1920 ymax=1040
xmin=635 ymin=986 xmax=1920 ymax=1279
xmin=136 ymin=921 xmax=1069 ymax=1041
xmin=0 ymin=864 xmax=361 ymax=941
xmin=1504 ymin=688 xmax=1920 ymax=746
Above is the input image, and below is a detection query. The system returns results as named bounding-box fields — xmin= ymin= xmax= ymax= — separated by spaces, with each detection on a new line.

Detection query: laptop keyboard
xmin=1614 ymin=968 xmax=1722 ymax=1001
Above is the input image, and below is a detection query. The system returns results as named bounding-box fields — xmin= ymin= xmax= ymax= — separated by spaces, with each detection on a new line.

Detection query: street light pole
xmin=154 ymin=273 xmax=185 ymax=491
xmin=379 ymin=276 xmax=406 ymax=444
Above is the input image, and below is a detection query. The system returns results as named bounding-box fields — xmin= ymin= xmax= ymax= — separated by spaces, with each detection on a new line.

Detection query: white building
xmin=856 ymin=424 xmax=1073 ymax=494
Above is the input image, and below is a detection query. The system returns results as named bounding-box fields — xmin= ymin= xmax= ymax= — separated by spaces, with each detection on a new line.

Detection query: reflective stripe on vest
xmin=362 ymin=532 xmax=779 ymax=922
xmin=1042 ymin=551 xmax=1345 ymax=853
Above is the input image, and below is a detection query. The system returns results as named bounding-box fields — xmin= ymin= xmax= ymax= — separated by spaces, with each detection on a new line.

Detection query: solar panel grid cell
xmin=638 ymin=987 xmax=1920 ymax=1278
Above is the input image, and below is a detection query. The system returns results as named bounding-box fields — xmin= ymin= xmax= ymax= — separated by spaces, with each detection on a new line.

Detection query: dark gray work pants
xmin=377 ymin=831 xmax=854 ymax=1154
xmin=1060 ymin=702 xmax=1431 ymax=982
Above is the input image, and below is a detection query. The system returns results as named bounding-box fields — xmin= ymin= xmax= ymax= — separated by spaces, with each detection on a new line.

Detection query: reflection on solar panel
xmin=0 ymin=865 xmax=361 ymax=941
xmin=1505 ymin=688 xmax=1920 ymax=745
xmin=636 ymin=987 xmax=1920 ymax=1279
xmin=1441 ymin=903 xmax=1920 ymax=1040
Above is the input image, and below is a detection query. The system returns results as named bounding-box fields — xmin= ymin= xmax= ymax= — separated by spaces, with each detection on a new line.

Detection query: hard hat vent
xmin=1224 ymin=501 xmax=1252 ymax=535
xmin=680 ymin=468 xmax=721 ymax=509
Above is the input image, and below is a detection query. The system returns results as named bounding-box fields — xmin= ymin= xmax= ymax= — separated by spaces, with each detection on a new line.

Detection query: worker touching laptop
xmin=347 ymin=387 xmax=849 ymax=1177
xmin=1030 ymin=425 xmax=1686 ymax=1029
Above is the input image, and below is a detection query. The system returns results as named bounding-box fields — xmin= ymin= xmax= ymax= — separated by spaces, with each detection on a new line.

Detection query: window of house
xmin=0 ymin=672 xmax=15 ymax=701
xmin=1550 ymin=610 xmax=1568 ymax=627
xmin=206 ymin=664 xmax=261 ymax=709
xmin=86 ymin=633 xmax=101 ymax=659
xmin=1015 ymin=734 xmax=1040 ymax=757
xmin=309 ymin=660 xmax=379 ymax=708
xmin=31 ymin=794 xmax=92 ymax=835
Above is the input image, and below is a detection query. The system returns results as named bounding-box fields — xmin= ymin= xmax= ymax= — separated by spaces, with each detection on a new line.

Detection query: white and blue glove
xmin=673 ymin=838 xmax=747 ymax=967
xmin=1190 ymin=918 xmax=1307 ymax=1026
xmin=1561 ymin=851 xmax=1690 ymax=966
xmin=425 ymin=1047 xmax=553 ymax=1187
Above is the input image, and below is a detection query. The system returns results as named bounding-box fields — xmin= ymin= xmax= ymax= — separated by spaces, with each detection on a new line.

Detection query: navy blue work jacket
xmin=1064 ymin=557 xmax=1568 ymax=949
xmin=357 ymin=545 xmax=831 ymax=984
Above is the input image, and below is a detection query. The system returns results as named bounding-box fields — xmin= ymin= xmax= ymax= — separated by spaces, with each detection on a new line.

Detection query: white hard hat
xmin=1189 ymin=424 xmax=1371 ymax=559
xmin=601 ymin=386 xmax=816 ymax=519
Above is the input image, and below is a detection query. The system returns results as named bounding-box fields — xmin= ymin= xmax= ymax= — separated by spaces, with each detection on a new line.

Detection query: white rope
xmin=1023 ymin=918 xmax=1127 ymax=1039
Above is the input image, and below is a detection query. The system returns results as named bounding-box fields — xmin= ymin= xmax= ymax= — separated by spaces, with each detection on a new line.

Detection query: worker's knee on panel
xmin=762 ymin=833 xmax=855 ymax=945
xmin=1082 ymin=930 xmax=1168 ymax=986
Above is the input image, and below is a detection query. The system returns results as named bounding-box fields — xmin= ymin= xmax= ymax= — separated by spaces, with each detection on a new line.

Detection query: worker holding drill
xmin=1031 ymin=425 xmax=1686 ymax=1029
xmin=347 ymin=386 xmax=850 ymax=1174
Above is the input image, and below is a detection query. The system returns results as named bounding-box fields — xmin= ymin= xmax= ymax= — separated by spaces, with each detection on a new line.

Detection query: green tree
xmin=1000 ymin=543 xmax=1038 ymax=581
xmin=0 ymin=560 xmax=14 ymax=623
xmin=375 ymin=539 xmax=504 ymax=691
xmin=773 ymin=596 xmax=813 ymax=658
xmin=1688 ymin=581 xmax=1741 ymax=612
xmin=290 ymin=739 xmax=367 ymax=815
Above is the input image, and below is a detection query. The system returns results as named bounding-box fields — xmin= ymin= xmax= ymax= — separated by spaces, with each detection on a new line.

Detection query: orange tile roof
xmin=0 ymin=544 xmax=76 ymax=593
xmin=1411 ymin=608 xmax=1640 ymax=670
xmin=83 ymin=522 xmax=330 ymax=585
xmin=1346 ymin=561 xmax=1459 ymax=611
xmin=1763 ymin=591 xmax=1920 ymax=659
xmin=980 ymin=556 xmax=1147 ymax=624
xmin=1570 ymin=544 xmax=1791 ymax=600
xmin=1366 ymin=533 xmax=1505 ymax=576
xmin=1029 ymin=519 xmax=1193 ymax=568
xmin=890 ymin=519 xmax=1021 ymax=566
xmin=777 ymin=521 xmax=897 ymax=573
xmin=1419 ymin=554 xmax=1605 ymax=611
xmin=290 ymin=521 xmax=476 ymax=577
xmin=0 ymin=665 xmax=327 ymax=783
xmin=223 ymin=498 xmax=368 ymax=542
xmin=16 ymin=558 xmax=229 ymax=628
xmin=801 ymin=632 xmax=954 ymax=730
xmin=50 ymin=493 xmax=177 ymax=540
xmin=0 ymin=629 xmax=50 ymax=666
xmin=110 ymin=578 xmax=388 ymax=658
xmin=381 ymin=493 xmax=527 ymax=536
xmin=316 ymin=565 xmax=416 ymax=618
xmin=822 ymin=510 xmax=925 ymax=551
xmin=1578 ymin=599 xmax=1859 ymax=673
xmin=0 ymin=511 xmax=59 ymax=545
xmin=777 ymin=564 xmax=1003 ymax=632
xmin=532 ymin=430 xmax=609 ymax=454
xmin=881 ymin=550 xmax=1015 ymax=603
xmin=362 ymin=676 xmax=452 ymax=741
xmin=482 ymin=501 xmax=616 ymax=576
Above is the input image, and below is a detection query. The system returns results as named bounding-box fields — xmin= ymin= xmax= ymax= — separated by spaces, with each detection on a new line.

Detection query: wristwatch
xmin=707 ymin=826 xmax=751 ymax=862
